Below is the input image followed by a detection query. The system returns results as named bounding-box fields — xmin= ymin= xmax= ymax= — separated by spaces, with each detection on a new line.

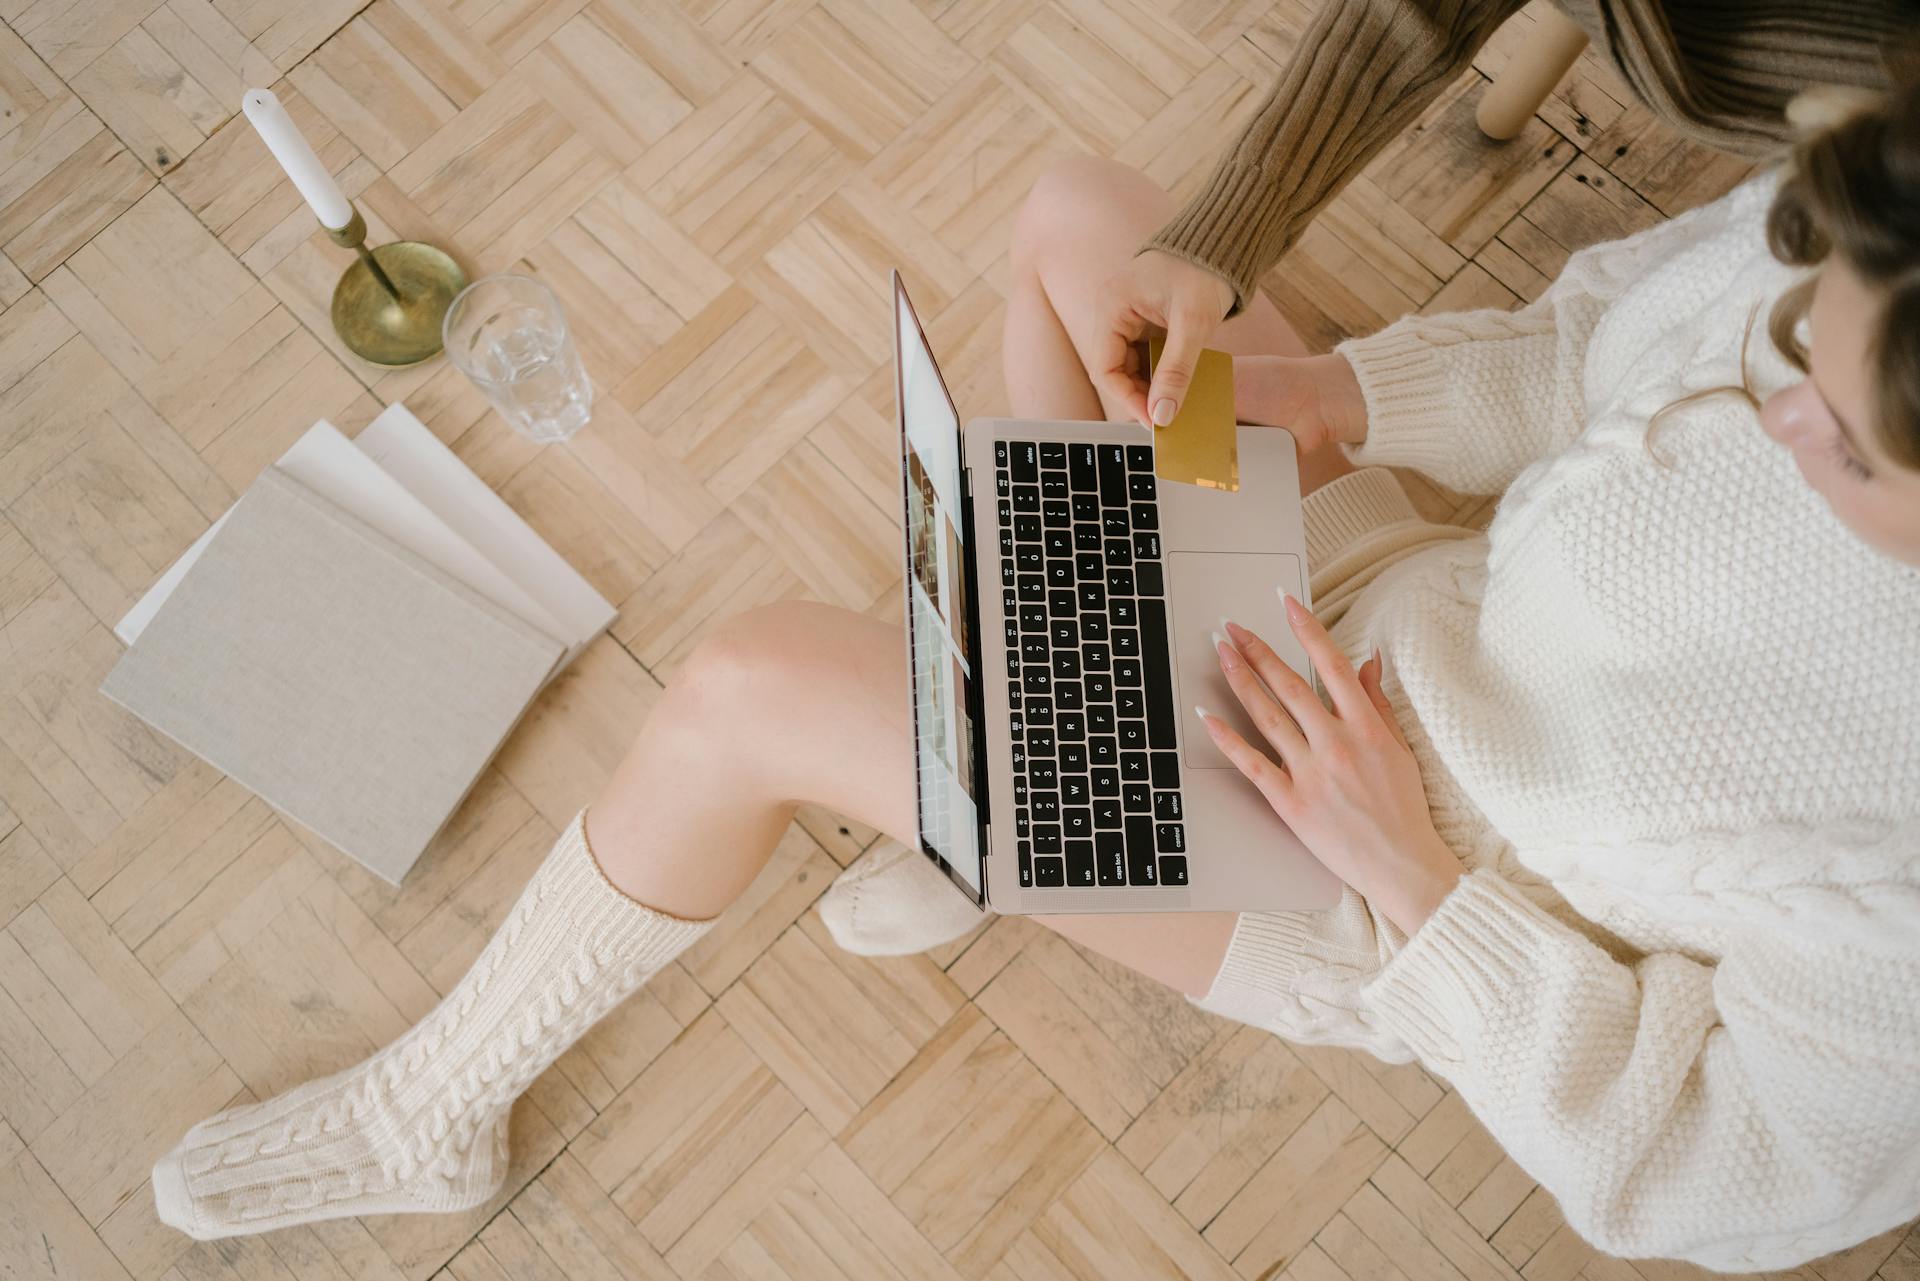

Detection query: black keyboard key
xmin=1030 ymin=792 xmax=1059 ymax=821
xmin=1096 ymin=832 xmax=1126 ymax=885
xmin=1074 ymin=524 xmax=1101 ymax=552
xmin=1063 ymin=808 xmax=1091 ymax=839
xmin=1069 ymin=444 xmax=1097 ymax=492
xmin=1041 ymin=472 xmax=1069 ymax=497
xmin=1020 ymin=636 xmax=1047 ymax=663
xmin=1092 ymin=798 xmax=1122 ymax=829
xmin=1004 ymin=618 xmax=1018 ymax=647
xmin=1029 ymin=759 xmax=1057 ymax=788
xmin=1106 ymin=568 xmax=1134 ymax=597
xmin=1087 ymin=704 xmax=1114 ymax=735
xmin=1011 ymin=743 xmax=1026 ymax=771
xmin=1016 ymin=546 xmax=1043 ymax=572
xmin=1092 ymin=767 xmax=1119 ymax=796
xmin=1056 ymin=711 xmax=1085 ymax=741
xmin=1122 ymin=783 xmax=1151 ymax=811
xmin=1154 ymin=791 xmax=1183 ymax=821
xmin=1071 ymin=493 xmax=1100 ymax=522
xmin=1082 ymin=643 xmax=1111 ymax=672
xmin=1066 ymin=840 xmax=1095 ymax=886
xmin=1135 ymin=561 xmax=1164 ymax=597
xmin=1010 ymin=442 xmax=1037 ymax=482
xmin=996 ymin=442 xmax=1009 ymax=467
xmin=996 ymin=470 xmax=1011 ymax=498
xmin=1085 ymin=673 xmax=1113 ymax=702
xmin=1043 ymin=528 xmax=1071 ymax=557
xmin=1113 ymin=657 xmax=1143 ymax=687
xmin=998 ymin=499 xmax=1012 ymax=527
xmin=1088 ymin=736 xmax=1117 ymax=766
xmin=1098 ymin=444 xmax=1127 ymax=505
xmin=1061 ymin=774 xmax=1089 ymax=804
xmin=1042 ymin=500 xmax=1071 ymax=527
xmin=1059 ymin=742 xmax=1086 ymax=773
xmin=1049 ymin=618 xmax=1078 ymax=647
xmin=1117 ymin=720 xmax=1147 ymax=750
xmin=1104 ymin=539 xmax=1132 ymax=567
xmin=1075 ymin=552 xmax=1103 ymax=582
xmin=1124 ymin=816 xmax=1157 ymax=885
xmin=1054 ymin=680 xmax=1082 ymax=711
xmin=1033 ymin=825 xmax=1061 ymax=854
xmin=1019 ymin=839 xmax=1033 ymax=887
xmin=1111 ymin=597 xmax=1136 ymax=627
xmin=1035 ymin=857 xmax=1064 ymax=887
xmin=1151 ymin=751 xmax=1180 ymax=789
xmin=1047 ymin=560 xmax=1073 ymax=588
xmin=1016 ymin=810 xmax=1029 ymax=837
xmin=1120 ymin=752 xmax=1149 ymax=783
xmin=1039 ymin=442 xmax=1066 ymax=470
xmin=1131 ymin=502 xmax=1157 ymax=530
xmin=1026 ymin=699 xmax=1052 ymax=725
xmin=1112 ymin=628 xmax=1140 ymax=658
xmin=1015 ymin=514 xmax=1041 ymax=542
xmin=1053 ymin=651 xmax=1081 ymax=680
xmin=1049 ymin=590 xmax=1077 ymax=618
xmin=1103 ymin=512 xmax=1130 ymax=537
xmin=1156 ymin=823 xmax=1186 ymax=853
xmin=1018 ymin=575 xmax=1045 ymax=603
xmin=1116 ymin=687 xmax=1144 ymax=719
xmin=1129 ymin=472 xmax=1156 ymax=501
xmin=1011 ymin=776 xmax=1027 ymax=806
xmin=1160 ymin=856 xmax=1188 ymax=886
xmin=1125 ymin=444 xmax=1153 ymax=471
xmin=1000 ymin=561 xmax=1016 ymax=589
xmin=999 ymin=527 xmax=1013 ymax=557
xmin=1138 ymin=599 xmax=1176 ymax=748
xmin=1027 ymin=729 xmax=1055 ymax=756
xmin=1081 ymin=614 xmax=1108 ymax=642
xmin=1013 ymin=485 xmax=1039 ymax=513
xmin=1023 ymin=668 xmax=1051 ymax=694
xmin=1134 ymin=531 xmax=1161 ymax=560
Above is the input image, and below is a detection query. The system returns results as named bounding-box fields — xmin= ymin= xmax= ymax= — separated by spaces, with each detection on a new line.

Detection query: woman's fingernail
xmin=1193 ymin=705 xmax=1217 ymax=731
xmin=1282 ymin=592 xmax=1304 ymax=622
xmin=1152 ymin=397 xmax=1177 ymax=426
xmin=1213 ymin=633 xmax=1239 ymax=668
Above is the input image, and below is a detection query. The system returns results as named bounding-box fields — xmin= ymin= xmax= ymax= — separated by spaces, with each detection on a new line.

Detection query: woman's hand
xmin=1196 ymin=598 xmax=1462 ymax=935
xmin=1089 ymin=250 xmax=1237 ymax=428
xmin=1234 ymin=353 xmax=1369 ymax=454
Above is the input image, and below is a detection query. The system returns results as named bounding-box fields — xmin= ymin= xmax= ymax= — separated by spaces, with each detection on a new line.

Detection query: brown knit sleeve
xmin=1146 ymin=0 xmax=1528 ymax=316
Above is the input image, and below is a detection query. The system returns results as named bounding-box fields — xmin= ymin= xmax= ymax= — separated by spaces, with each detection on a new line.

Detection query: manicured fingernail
xmin=1151 ymin=398 xmax=1176 ymax=426
xmin=1282 ymin=592 xmax=1304 ymax=622
xmin=1193 ymin=705 xmax=1218 ymax=731
xmin=1212 ymin=632 xmax=1239 ymax=668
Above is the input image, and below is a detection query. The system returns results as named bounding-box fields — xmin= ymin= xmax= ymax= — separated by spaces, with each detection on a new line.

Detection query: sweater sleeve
xmin=1145 ymin=0 xmax=1524 ymax=315
xmin=1363 ymin=852 xmax=1920 ymax=1269
xmin=1328 ymin=170 xmax=1783 ymax=493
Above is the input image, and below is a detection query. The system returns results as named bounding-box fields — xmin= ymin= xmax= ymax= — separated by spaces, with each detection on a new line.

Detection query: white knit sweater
xmin=1205 ymin=170 xmax=1920 ymax=1269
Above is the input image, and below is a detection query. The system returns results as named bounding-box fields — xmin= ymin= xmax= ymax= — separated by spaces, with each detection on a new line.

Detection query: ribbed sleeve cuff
xmin=1144 ymin=162 xmax=1298 ymax=319
xmin=1333 ymin=325 xmax=1461 ymax=476
xmin=1299 ymin=466 xmax=1420 ymax=569
xmin=1362 ymin=870 xmax=1559 ymax=1070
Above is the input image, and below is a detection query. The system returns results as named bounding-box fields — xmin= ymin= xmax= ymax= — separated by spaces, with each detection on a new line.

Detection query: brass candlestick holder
xmin=326 ymin=207 xmax=468 ymax=367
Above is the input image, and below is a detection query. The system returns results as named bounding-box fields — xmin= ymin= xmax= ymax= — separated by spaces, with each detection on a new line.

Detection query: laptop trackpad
xmin=1166 ymin=551 xmax=1311 ymax=771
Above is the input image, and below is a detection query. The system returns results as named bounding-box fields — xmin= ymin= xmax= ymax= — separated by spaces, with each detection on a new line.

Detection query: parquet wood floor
xmin=0 ymin=0 xmax=1912 ymax=1277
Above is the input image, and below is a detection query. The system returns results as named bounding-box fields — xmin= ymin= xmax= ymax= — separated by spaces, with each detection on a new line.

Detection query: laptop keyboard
xmin=994 ymin=440 xmax=1187 ymax=891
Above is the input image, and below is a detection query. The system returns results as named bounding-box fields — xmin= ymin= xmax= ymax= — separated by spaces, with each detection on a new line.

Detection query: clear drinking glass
xmin=442 ymin=273 xmax=593 ymax=443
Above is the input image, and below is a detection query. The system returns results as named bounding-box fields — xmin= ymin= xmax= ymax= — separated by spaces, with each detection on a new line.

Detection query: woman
xmin=152 ymin=85 xmax=1920 ymax=1266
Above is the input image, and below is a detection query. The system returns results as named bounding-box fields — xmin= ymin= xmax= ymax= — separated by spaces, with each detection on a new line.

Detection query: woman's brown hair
xmin=1649 ymin=77 xmax=1920 ymax=469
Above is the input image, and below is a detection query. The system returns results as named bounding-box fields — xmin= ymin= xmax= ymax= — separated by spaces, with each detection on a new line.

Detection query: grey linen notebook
xmin=101 ymin=466 xmax=565 ymax=884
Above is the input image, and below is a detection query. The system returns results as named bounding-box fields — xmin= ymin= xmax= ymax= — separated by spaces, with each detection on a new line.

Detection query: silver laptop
xmin=893 ymin=272 xmax=1342 ymax=915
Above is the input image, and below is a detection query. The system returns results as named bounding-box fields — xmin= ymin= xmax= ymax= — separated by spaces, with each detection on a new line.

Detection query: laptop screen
xmin=893 ymin=275 xmax=983 ymax=898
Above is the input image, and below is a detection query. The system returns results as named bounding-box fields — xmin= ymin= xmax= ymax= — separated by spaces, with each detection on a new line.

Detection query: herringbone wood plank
xmin=0 ymin=1 xmax=1908 ymax=1279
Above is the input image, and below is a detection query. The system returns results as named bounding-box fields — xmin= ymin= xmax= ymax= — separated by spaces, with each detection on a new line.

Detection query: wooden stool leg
xmin=1476 ymin=6 xmax=1589 ymax=140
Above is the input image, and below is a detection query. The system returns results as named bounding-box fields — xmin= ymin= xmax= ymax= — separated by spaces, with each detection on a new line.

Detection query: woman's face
xmin=1758 ymin=259 xmax=1920 ymax=565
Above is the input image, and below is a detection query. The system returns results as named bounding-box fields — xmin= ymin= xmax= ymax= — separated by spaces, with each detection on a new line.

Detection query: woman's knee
xmin=671 ymin=601 xmax=878 ymax=728
xmin=1010 ymin=155 xmax=1170 ymax=273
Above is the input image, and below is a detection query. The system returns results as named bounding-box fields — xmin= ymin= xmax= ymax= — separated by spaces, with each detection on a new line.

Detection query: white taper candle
xmin=241 ymin=88 xmax=352 ymax=230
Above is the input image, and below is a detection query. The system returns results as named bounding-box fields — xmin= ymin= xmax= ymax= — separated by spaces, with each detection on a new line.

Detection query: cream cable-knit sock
xmin=151 ymin=811 xmax=712 ymax=1240
xmin=818 ymin=840 xmax=984 ymax=957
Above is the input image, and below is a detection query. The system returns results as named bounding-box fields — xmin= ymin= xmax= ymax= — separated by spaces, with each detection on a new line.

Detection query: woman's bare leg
xmin=1002 ymin=156 xmax=1355 ymax=996
xmin=586 ymin=602 xmax=919 ymax=922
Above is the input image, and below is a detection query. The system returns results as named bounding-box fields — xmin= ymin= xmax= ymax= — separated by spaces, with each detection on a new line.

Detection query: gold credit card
xmin=1147 ymin=336 xmax=1239 ymax=492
